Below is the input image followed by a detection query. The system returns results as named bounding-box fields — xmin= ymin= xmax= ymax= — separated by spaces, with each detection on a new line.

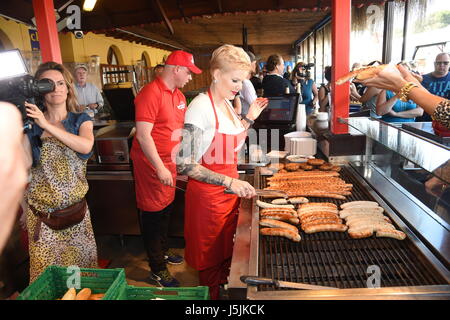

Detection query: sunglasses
xmin=435 ymin=61 xmax=449 ymax=65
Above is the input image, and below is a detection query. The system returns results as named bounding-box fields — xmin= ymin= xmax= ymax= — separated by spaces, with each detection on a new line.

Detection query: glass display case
xmin=342 ymin=117 xmax=449 ymax=265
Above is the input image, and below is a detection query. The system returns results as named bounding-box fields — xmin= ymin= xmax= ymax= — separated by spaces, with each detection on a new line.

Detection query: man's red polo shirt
xmin=130 ymin=77 xmax=186 ymax=211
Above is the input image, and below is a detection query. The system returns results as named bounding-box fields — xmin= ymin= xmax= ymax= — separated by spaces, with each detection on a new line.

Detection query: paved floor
xmin=96 ymin=235 xmax=200 ymax=288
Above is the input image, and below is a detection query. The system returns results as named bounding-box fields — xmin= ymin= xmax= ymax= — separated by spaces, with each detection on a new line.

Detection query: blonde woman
xmin=176 ymin=44 xmax=268 ymax=299
xmin=24 ymin=62 xmax=98 ymax=282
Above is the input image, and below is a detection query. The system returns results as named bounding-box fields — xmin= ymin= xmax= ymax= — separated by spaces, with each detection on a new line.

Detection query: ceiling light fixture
xmin=83 ymin=0 xmax=98 ymax=12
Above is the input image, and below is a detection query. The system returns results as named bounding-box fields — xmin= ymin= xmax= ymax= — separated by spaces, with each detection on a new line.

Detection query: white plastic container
xmin=284 ymin=131 xmax=312 ymax=152
xmin=290 ymin=137 xmax=317 ymax=156
xmin=316 ymin=112 xmax=329 ymax=121
xmin=296 ymin=103 xmax=307 ymax=132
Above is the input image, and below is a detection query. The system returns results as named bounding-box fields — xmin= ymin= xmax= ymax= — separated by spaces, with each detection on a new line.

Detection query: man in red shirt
xmin=131 ymin=51 xmax=201 ymax=287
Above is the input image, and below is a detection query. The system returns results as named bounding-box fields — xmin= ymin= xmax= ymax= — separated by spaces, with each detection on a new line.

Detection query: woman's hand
xmin=246 ymin=97 xmax=269 ymax=121
xmin=25 ymin=102 xmax=49 ymax=129
xmin=229 ymin=178 xmax=257 ymax=199
xmin=357 ymin=64 xmax=422 ymax=93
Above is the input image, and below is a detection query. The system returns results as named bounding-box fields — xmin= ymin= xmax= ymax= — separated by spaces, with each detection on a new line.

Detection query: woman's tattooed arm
xmin=176 ymin=123 xmax=232 ymax=187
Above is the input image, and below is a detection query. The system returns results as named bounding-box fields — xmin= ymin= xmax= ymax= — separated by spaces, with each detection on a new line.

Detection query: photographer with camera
xmin=24 ymin=61 xmax=98 ymax=282
xmin=291 ymin=62 xmax=318 ymax=114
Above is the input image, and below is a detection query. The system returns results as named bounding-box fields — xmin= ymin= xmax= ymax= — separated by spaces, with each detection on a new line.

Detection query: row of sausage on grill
xmin=257 ymin=167 xmax=406 ymax=242
xmin=257 ymin=199 xmax=406 ymax=242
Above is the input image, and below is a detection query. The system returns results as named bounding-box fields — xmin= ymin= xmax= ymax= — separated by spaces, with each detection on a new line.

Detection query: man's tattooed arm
xmin=176 ymin=123 xmax=233 ymax=188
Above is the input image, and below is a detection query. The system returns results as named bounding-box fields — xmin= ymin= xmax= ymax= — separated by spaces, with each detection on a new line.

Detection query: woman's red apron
xmin=184 ymin=90 xmax=247 ymax=271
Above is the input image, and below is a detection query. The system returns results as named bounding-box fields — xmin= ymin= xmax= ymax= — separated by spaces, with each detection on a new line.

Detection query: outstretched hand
xmin=246 ymin=97 xmax=269 ymax=121
xmin=357 ymin=64 xmax=422 ymax=93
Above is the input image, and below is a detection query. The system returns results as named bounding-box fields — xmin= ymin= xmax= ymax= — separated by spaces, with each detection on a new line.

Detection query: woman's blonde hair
xmin=35 ymin=61 xmax=81 ymax=113
xmin=210 ymin=44 xmax=252 ymax=75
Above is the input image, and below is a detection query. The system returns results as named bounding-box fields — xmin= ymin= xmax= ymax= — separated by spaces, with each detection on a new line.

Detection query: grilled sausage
xmin=298 ymin=209 xmax=339 ymax=219
xmin=348 ymin=228 xmax=374 ymax=239
xmin=303 ymin=223 xmax=348 ymax=234
xmin=339 ymin=208 xmax=384 ymax=218
xmin=261 ymin=213 xmax=300 ymax=225
xmin=348 ymin=222 xmax=395 ymax=232
xmin=256 ymin=200 xmax=295 ymax=209
xmin=259 ymin=219 xmax=298 ymax=233
xmin=340 ymin=201 xmax=379 ymax=209
xmin=289 ymin=197 xmax=309 ymax=204
xmin=346 ymin=218 xmax=392 ymax=229
xmin=260 ymin=208 xmax=297 ymax=216
xmin=299 ymin=210 xmax=339 ymax=220
xmin=336 ymin=64 xmax=389 ymax=85
xmin=271 ymin=198 xmax=289 ymax=205
xmin=287 ymin=192 xmax=347 ymax=200
xmin=298 ymin=208 xmax=339 ymax=217
xmin=376 ymin=229 xmax=406 ymax=240
xmin=260 ymin=227 xmax=301 ymax=242
xmin=300 ymin=202 xmax=337 ymax=209
xmin=301 ymin=219 xmax=343 ymax=229
xmin=345 ymin=213 xmax=390 ymax=221
xmin=300 ymin=213 xmax=341 ymax=224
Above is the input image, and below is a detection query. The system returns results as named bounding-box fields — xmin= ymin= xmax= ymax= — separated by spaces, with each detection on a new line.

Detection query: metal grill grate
xmin=258 ymin=167 xmax=448 ymax=290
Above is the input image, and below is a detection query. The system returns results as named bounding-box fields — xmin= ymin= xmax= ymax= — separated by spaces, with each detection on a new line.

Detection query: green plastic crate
xmin=17 ymin=265 xmax=126 ymax=300
xmin=116 ymin=285 xmax=210 ymax=300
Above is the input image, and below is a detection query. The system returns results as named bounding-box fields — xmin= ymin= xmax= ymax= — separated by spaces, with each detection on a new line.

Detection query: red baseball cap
xmin=165 ymin=50 xmax=202 ymax=74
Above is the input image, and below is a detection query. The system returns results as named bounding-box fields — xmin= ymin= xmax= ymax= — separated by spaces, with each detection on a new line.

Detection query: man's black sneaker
xmin=150 ymin=270 xmax=180 ymax=287
xmin=164 ymin=251 xmax=184 ymax=265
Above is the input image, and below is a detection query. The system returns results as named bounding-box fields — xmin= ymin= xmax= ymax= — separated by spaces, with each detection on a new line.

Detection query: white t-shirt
xmin=185 ymin=92 xmax=245 ymax=161
xmin=239 ymin=79 xmax=257 ymax=116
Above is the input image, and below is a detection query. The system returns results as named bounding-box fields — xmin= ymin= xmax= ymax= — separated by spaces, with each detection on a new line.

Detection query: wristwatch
xmin=242 ymin=115 xmax=254 ymax=125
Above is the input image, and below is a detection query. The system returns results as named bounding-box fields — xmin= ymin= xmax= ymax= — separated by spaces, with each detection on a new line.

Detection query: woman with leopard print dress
xmin=24 ymin=62 xmax=98 ymax=282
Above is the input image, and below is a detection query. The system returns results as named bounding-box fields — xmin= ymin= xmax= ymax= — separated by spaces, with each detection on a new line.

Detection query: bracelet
xmin=396 ymin=82 xmax=419 ymax=102
xmin=242 ymin=115 xmax=255 ymax=125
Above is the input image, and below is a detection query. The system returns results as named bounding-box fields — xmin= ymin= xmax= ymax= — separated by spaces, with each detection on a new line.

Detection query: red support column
xmin=32 ymin=0 xmax=62 ymax=63
xmin=330 ymin=0 xmax=351 ymax=134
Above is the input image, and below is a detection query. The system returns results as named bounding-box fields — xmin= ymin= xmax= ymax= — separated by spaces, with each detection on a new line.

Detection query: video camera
xmin=0 ymin=49 xmax=54 ymax=131
xmin=298 ymin=63 xmax=315 ymax=78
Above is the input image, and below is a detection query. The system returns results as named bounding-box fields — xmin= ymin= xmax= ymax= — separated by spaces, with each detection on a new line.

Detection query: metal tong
xmin=224 ymin=189 xmax=288 ymax=198
xmin=240 ymin=275 xmax=338 ymax=290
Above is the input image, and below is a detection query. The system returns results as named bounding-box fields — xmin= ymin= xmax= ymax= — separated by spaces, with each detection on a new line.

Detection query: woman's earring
xmin=213 ymin=79 xmax=218 ymax=84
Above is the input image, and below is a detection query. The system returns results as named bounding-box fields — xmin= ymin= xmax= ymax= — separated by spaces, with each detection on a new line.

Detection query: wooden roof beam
xmin=153 ymin=0 xmax=174 ymax=35
xmin=176 ymin=0 xmax=192 ymax=24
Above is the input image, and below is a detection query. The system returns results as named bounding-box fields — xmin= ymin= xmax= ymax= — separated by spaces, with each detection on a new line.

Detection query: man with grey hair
xmin=417 ymin=52 xmax=450 ymax=121
xmin=74 ymin=64 xmax=104 ymax=113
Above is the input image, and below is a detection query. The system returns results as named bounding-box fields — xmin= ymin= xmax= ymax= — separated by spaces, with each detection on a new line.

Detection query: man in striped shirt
xmin=74 ymin=64 xmax=104 ymax=113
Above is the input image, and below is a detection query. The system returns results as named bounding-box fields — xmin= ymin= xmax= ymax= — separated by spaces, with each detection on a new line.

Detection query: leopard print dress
xmin=432 ymin=99 xmax=450 ymax=129
xmin=26 ymin=137 xmax=98 ymax=283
